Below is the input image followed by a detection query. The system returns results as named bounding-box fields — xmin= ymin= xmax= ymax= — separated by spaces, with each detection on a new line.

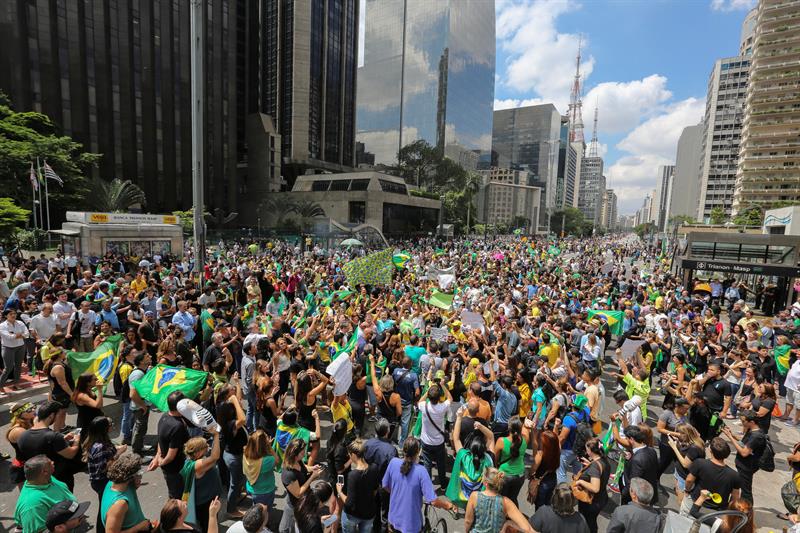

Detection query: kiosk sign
xmin=682 ymin=259 xmax=800 ymax=277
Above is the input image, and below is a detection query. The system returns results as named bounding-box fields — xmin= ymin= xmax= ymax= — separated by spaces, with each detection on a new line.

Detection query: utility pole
xmin=190 ymin=0 xmax=205 ymax=276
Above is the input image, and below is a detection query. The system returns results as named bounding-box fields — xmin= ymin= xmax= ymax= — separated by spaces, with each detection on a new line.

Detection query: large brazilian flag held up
xmin=67 ymin=334 xmax=123 ymax=392
xmin=587 ymin=309 xmax=625 ymax=336
xmin=133 ymin=364 xmax=208 ymax=412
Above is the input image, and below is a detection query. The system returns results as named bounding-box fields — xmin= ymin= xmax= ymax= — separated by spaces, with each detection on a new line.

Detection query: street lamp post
xmin=438 ymin=195 xmax=445 ymax=239
xmin=190 ymin=0 xmax=205 ymax=276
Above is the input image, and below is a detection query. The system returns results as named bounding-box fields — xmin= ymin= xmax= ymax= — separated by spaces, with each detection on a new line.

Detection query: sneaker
xmin=785 ymin=419 xmax=799 ymax=427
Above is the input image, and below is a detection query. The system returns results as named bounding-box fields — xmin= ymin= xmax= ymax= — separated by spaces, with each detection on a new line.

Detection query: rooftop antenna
xmin=567 ymin=35 xmax=585 ymax=144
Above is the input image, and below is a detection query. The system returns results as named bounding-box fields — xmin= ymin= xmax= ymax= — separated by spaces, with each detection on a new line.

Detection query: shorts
xmin=674 ymin=471 xmax=686 ymax=491
xmin=52 ymin=395 xmax=71 ymax=409
xmin=250 ymin=491 xmax=275 ymax=508
xmin=788 ymin=389 xmax=800 ymax=410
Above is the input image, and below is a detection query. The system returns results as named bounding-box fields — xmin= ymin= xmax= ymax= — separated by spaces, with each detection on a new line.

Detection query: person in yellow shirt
xmin=538 ymin=331 xmax=560 ymax=367
xmin=130 ymin=273 xmax=148 ymax=296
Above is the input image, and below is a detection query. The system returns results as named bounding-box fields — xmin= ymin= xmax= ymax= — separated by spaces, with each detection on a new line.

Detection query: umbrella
xmin=693 ymin=282 xmax=712 ymax=294
xmin=340 ymin=238 xmax=363 ymax=247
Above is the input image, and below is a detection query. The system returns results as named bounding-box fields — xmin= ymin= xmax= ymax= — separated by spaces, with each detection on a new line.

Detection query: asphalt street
xmin=0 ymin=339 xmax=795 ymax=533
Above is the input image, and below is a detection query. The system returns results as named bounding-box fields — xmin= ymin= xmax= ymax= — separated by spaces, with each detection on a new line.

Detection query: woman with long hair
xmin=447 ymin=408 xmax=495 ymax=509
xmin=6 ymin=401 xmax=35 ymax=487
xmin=492 ymin=415 xmax=529 ymax=506
xmin=337 ymin=438 xmax=380 ymax=533
xmin=382 ymin=437 xmax=457 ymax=533
xmin=348 ymin=363 xmax=367 ymax=434
xmin=181 ymin=432 xmax=223 ymax=532
xmin=215 ymin=383 xmax=248 ymax=518
xmin=573 ymin=438 xmax=610 ymax=533
xmin=279 ymin=438 xmax=325 ymax=533
xmin=243 ymin=430 xmax=279 ymax=512
xmin=154 ymin=497 xmax=221 ymax=533
xmin=667 ymin=423 xmax=706 ymax=506
xmin=369 ymin=353 xmax=401 ymax=440
xmin=295 ymin=368 xmax=328 ymax=465
xmin=464 ymin=467 xmax=535 ymax=533
xmin=294 ymin=479 xmax=337 ymax=533
xmin=326 ymin=419 xmax=350 ymax=485
xmin=44 ymin=333 xmax=73 ymax=432
xmin=528 ymin=482 xmax=590 ymax=533
xmin=84 ymin=416 xmax=127 ymax=533
xmin=529 ymin=429 xmax=561 ymax=509
xmin=255 ymin=367 xmax=282 ymax=437
xmin=749 ymin=382 xmax=778 ymax=433
xmin=72 ymin=372 xmax=104 ymax=446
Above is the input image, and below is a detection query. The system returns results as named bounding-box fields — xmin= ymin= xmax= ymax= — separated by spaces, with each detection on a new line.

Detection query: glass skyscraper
xmin=356 ymin=0 xmax=495 ymax=168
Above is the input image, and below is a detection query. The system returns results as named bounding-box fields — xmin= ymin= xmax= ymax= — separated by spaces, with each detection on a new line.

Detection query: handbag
xmin=571 ymin=460 xmax=599 ymax=504
xmin=782 ymin=473 xmax=800 ymax=514
xmin=526 ymin=474 xmax=542 ymax=504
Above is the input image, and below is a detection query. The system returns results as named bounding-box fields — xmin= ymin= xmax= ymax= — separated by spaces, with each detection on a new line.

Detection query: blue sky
xmin=493 ymin=0 xmax=756 ymax=214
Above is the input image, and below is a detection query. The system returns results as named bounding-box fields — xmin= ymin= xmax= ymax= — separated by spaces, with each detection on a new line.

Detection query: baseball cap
xmin=46 ymin=500 xmax=90 ymax=530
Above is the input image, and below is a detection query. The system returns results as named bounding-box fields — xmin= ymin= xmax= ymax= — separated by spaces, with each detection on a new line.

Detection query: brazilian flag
xmin=67 ymin=334 xmax=123 ymax=392
xmin=132 ymin=365 xmax=209 ymax=412
xmin=392 ymin=251 xmax=412 ymax=270
xmin=587 ymin=310 xmax=624 ymax=336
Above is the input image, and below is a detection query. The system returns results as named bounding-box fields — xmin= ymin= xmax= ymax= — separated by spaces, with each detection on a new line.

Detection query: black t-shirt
xmin=223 ymin=419 xmax=248 ymax=455
xmin=343 ymin=464 xmax=380 ymax=519
xmin=735 ymin=429 xmax=767 ymax=475
xmin=157 ymin=414 xmax=189 ymax=474
xmin=751 ymin=397 xmax=775 ymax=433
xmin=675 ymin=444 xmax=705 ymax=479
xmin=328 ymin=443 xmax=349 ymax=478
xmin=701 ymin=378 xmax=730 ymax=412
xmin=688 ymin=458 xmax=741 ymax=509
xmin=581 ymin=458 xmax=610 ymax=508
xmin=529 ymin=506 xmax=590 ymax=533
xmin=203 ymin=345 xmax=223 ymax=369
xmin=282 ymin=464 xmax=310 ymax=507
xmin=17 ymin=427 xmax=69 ymax=463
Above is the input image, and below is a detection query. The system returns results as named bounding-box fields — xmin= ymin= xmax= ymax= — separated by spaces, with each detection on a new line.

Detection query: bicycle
xmin=422 ymin=502 xmax=458 ymax=533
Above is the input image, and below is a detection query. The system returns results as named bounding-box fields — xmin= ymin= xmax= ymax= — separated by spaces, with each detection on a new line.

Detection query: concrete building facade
xmin=600 ymin=189 xmax=618 ymax=231
xmin=476 ymin=168 xmax=541 ymax=233
xmin=670 ymin=124 xmax=704 ymax=221
xmin=577 ymin=155 xmax=605 ymax=226
xmin=652 ymin=165 xmax=675 ymax=231
xmin=733 ymin=0 xmax=800 ymax=214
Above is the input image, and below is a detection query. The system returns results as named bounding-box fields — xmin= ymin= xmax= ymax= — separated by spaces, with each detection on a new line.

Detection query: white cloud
xmin=617 ymin=97 xmax=705 ymax=158
xmin=493 ymin=98 xmax=547 ymax=110
xmin=710 ymin=0 xmax=756 ymax=11
xmin=606 ymin=154 xmax=673 ymax=213
xmin=496 ymin=0 xmax=593 ymax=111
xmin=583 ymin=75 xmax=673 ymax=135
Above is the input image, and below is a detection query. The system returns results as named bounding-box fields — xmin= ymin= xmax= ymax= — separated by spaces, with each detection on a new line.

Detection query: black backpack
xmin=759 ymin=434 xmax=775 ymax=472
xmin=568 ymin=410 xmax=594 ymax=458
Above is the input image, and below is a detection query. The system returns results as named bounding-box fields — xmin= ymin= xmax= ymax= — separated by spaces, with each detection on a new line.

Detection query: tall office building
xmin=652 ymin=165 xmax=675 ymax=231
xmin=0 ymin=0 xmax=248 ymax=214
xmin=600 ymin=189 xmax=617 ymax=230
xmin=356 ymin=0 xmax=495 ymax=168
xmin=696 ymin=56 xmax=750 ymax=220
xmin=476 ymin=168 xmax=541 ymax=232
xmin=0 ymin=0 xmax=357 ymax=222
xmin=670 ymin=124 xmax=703 ymax=221
xmin=733 ymin=0 xmax=800 ymax=214
xmin=577 ymin=107 xmax=605 ymax=226
xmin=491 ymin=104 xmax=562 ymax=230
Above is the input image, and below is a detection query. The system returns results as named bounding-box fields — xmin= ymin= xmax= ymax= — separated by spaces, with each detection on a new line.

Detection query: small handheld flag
xmin=29 ymin=162 xmax=39 ymax=191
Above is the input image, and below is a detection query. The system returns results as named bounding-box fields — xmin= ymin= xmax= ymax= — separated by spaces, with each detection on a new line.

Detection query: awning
xmin=49 ymin=229 xmax=80 ymax=236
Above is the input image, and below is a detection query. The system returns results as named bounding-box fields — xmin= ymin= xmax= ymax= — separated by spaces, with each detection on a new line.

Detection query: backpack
xmin=568 ymin=410 xmax=594 ymax=458
xmin=759 ymin=434 xmax=775 ymax=472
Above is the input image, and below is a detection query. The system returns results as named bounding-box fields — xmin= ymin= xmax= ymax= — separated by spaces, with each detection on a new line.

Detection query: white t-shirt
xmin=30 ymin=313 xmax=58 ymax=342
xmin=785 ymin=360 xmax=800 ymax=392
xmin=418 ymin=399 xmax=450 ymax=446
xmin=53 ymin=300 xmax=76 ymax=329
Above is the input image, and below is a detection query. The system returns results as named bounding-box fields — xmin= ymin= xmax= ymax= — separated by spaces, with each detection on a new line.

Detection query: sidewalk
xmin=1 ymin=371 xmax=49 ymax=403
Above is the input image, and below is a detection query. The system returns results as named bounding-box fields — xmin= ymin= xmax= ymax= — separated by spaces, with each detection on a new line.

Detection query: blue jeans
xmin=246 ymin=390 xmax=259 ymax=433
xmin=342 ymin=511 xmax=373 ymax=533
xmin=223 ymin=451 xmax=245 ymax=512
xmin=399 ymin=404 xmax=414 ymax=444
xmin=729 ymin=382 xmax=741 ymax=417
xmin=120 ymin=401 xmax=133 ymax=442
xmin=557 ymin=449 xmax=579 ymax=484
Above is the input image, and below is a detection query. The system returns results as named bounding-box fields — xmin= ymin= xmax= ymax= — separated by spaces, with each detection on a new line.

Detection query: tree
xmin=396 ymin=140 xmax=440 ymax=188
xmin=511 ymin=216 xmax=530 ymax=231
xmin=463 ymin=172 xmax=482 ymax=233
xmin=0 ymin=92 xmax=99 ymax=224
xmin=709 ymin=207 xmax=726 ymax=225
xmin=258 ymin=196 xmax=297 ymax=227
xmin=550 ymin=207 xmax=586 ymax=236
xmin=289 ymin=200 xmax=326 ymax=232
xmin=634 ymin=222 xmax=656 ymax=238
xmin=669 ymin=214 xmax=696 ymax=227
xmin=172 ymin=207 xmax=210 ymax=235
xmin=0 ymin=197 xmax=31 ymax=242
xmin=733 ymin=205 xmax=763 ymax=226
xmin=92 ymin=178 xmax=147 ymax=212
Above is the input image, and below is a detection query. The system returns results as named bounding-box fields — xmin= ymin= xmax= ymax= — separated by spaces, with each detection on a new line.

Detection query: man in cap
xmin=46 ymin=500 xmax=91 ymax=533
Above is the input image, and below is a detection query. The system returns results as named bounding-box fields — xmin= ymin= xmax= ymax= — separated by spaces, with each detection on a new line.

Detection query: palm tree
xmin=258 ymin=196 xmax=296 ymax=226
xmin=464 ymin=172 xmax=482 ymax=234
xmin=289 ymin=200 xmax=326 ymax=232
xmin=92 ymin=178 xmax=147 ymax=212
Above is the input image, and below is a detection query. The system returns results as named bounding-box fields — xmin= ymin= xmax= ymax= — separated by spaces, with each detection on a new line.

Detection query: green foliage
xmin=409 ymin=189 xmax=440 ymax=200
xmin=0 ymin=197 xmax=31 ymax=242
xmin=550 ymin=207 xmax=588 ymax=236
xmin=733 ymin=205 xmax=763 ymax=226
xmin=12 ymin=227 xmax=47 ymax=250
xmin=669 ymin=214 xmax=696 ymax=226
xmin=92 ymin=178 xmax=147 ymax=212
xmin=709 ymin=207 xmax=726 ymax=225
xmin=511 ymin=216 xmax=530 ymax=230
xmin=634 ymin=222 xmax=656 ymax=238
xmin=0 ymin=93 xmax=99 ymax=222
xmin=395 ymin=140 xmax=440 ymax=189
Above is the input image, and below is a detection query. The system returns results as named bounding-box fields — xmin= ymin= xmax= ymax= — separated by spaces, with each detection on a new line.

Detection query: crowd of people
xmin=3 ymin=234 xmax=800 ymax=533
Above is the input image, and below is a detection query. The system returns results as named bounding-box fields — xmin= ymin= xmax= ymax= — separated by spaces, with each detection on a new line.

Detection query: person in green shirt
xmin=14 ymin=455 xmax=76 ymax=533
xmin=200 ymin=303 xmax=217 ymax=347
xmin=101 ymin=453 xmax=150 ymax=533
xmin=612 ymin=350 xmax=652 ymax=419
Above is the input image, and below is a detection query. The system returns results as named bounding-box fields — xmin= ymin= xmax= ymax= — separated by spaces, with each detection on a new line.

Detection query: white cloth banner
xmin=326 ymin=353 xmax=353 ymax=396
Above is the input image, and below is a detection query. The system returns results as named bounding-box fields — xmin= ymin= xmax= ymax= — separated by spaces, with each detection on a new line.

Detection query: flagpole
xmin=43 ymin=161 xmax=51 ymax=231
xmin=30 ymin=167 xmax=38 ymax=230
xmin=36 ymin=158 xmax=44 ymax=230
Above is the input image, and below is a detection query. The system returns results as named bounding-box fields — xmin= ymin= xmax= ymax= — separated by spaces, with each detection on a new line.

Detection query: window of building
xmin=349 ymin=201 xmax=366 ymax=224
xmin=311 ymin=180 xmax=330 ymax=192
xmin=379 ymin=179 xmax=407 ymax=195
xmin=329 ymin=180 xmax=350 ymax=191
xmin=350 ymin=179 xmax=369 ymax=191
